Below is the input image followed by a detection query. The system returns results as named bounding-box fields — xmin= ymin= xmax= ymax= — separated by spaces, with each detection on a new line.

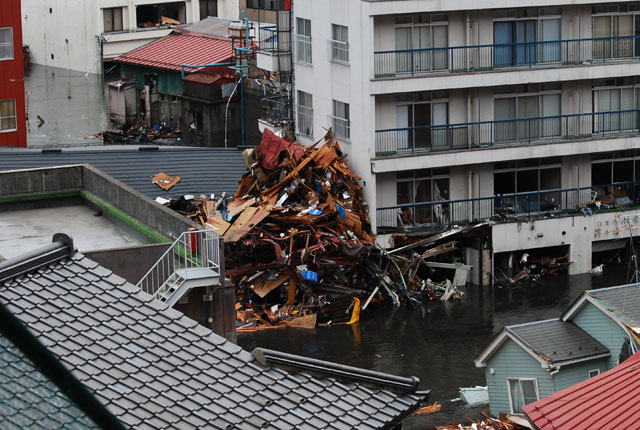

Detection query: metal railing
xmin=328 ymin=39 xmax=349 ymax=64
xmin=377 ymin=181 xmax=640 ymax=232
xmin=374 ymin=35 xmax=640 ymax=78
xmin=329 ymin=115 xmax=350 ymax=141
xmin=260 ymin=96 xmax=290 ymax=125
xmin=376 ymin=109 xmax=640 ymax=156
xmin=296 ymin=34 xmax=312 ymax=64
xmin=258 ymin=27 xmax=278 ymax=52
xmin=136 ymin=229 xmax=220 ymax=298
xmin=296 ymin=105 xmax=313 ymax=137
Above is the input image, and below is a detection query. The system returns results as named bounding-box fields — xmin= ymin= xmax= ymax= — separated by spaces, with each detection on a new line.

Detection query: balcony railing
xmin=374 ymin=35 xmax=640 ymax=78
xmin=296 ymin=105 xmax=313 ymax=137
xmin=377 ymin=181 xmax=640 ymax=232
xmin=259 ymin=27 xmax=278 ymax=52
xmin=375 ymin=109 xmax=640 ymax=156
xmin=260 ymin=96 xmax=290 ymax=125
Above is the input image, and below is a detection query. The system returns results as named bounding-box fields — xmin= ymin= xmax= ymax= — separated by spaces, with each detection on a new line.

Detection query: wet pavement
xmin=237 ymin=264 xmax=631 ymax=429
xmin=25 ymin=64 xmax=110 ymax=147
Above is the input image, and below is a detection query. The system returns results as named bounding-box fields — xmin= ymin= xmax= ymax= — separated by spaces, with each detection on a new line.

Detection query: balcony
xmin=256 ymin=26 xmax=292 ymax=72
xmin=375 ymin=110 xmax=640 ymax=157
xmin=377 ymin=181 xmax=640 ymax=233
xmin=374 ymin=36 xmax=640 ymax=79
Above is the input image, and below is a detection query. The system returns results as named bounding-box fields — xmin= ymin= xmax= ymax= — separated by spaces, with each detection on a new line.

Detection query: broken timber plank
xmin=252 ymin=274 xmax=289 ymax=298
xmin=421 ymin=261 xmax=472 ymax=271
xmin=205 ymin=216 xmax=231 ymax=236
xmin=223 ymin=207 xmax=270 ymax=242
xmin=227 ymin=197 xmax=257 ymax=218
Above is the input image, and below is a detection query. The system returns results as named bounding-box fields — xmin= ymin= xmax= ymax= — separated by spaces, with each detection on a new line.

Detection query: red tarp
xmin=258 ymin=129 xmax=304 ymax=171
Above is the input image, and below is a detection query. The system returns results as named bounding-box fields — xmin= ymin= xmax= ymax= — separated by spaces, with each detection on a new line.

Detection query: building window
xmin=396 ymin=91 xmax=449 ymax=151
xmin=493 ymin=9 xmax=561 ymax=67
xmin=0 ymin=100 xmax=17 ymax=132
xmin=331 ymin=100 xmax=350 ymax=140
xmin=507 ymin=378 xmax=539 ymax=414
xmin=103 ymin=8 xmax=123 ymax=32
xmin=329 ymin=24 xmax=349 ymax=64
xmin=137 ymin=2 xmax=186 ymax=28
xmin=592 ymin=6 xmax=640 ymax=59
xmin=593 ymin=78 xmax=640 ymax=133
xmin=588 ymin=369 xmax=601 ymax=378
xmin=0 ymin=28 xmax=14 ymax=60
xmin=395 ymin=14 xmax=448 ymax=73
xmin=247 ymin=0 xmax=289 ymax=10
xmin=591 ymin=150 xmax=640 ymax=188
xmin=397 ymin=169 xmax=450 ymax=226
xmin=494 ymin=84 xmax=561 ymax=142
xmin=200 ymin=0 xmax=218 ymax=19
xmin=296 ymin=18 xmax=312 ymax=64
xmin=296 ymin=91 xmax=313 ymax=137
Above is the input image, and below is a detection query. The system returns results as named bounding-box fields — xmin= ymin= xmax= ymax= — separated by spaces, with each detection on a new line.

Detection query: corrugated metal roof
xmin=523 ymin=351 xmax=640 ymax=429
xmin=115 ymin=30 xmax=234 ymax=72
xmin=507 ymin=319 xmax=609 ymax=364
xmin=0 ymin=146 xmax=247 ymax=198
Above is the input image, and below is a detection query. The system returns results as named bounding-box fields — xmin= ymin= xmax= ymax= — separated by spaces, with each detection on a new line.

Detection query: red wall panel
xmin=0 ymin=0 xmax=26 ymax=147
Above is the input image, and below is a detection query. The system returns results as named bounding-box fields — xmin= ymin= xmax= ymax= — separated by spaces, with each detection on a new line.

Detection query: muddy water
xmin=25 ymin=65 xmax=109 ymax=147
xmin=237 ymin=263 xmax=631 ymax=428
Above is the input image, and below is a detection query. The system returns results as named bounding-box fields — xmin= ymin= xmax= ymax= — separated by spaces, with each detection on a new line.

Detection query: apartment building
xmin=0 ymin=0 xmax=26 ymax=147
xmin=21 ymin=0 xmax=240 ymax=74
xmin=291 ymin=0 xmax=640 ymax=277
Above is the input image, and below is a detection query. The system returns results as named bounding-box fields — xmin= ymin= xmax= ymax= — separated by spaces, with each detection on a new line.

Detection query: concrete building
xmin=1 ymin=0 xmax=26 ymax=147
xmin=21 ymin=0 xmax=240 ymax=74
xmin=290 ymin=0 xmax=640 ymax=277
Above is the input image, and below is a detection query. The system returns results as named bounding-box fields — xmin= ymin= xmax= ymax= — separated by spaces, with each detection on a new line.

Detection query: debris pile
xmin=495 ymin=253 xmax=572 ymax=287
xmin=104 ymin=120 xmax=181 ymax=145
xmin=158 ymin=130 xmax=468 ymax=330
xmin=430 ymin=412 xmax=531 ymax=430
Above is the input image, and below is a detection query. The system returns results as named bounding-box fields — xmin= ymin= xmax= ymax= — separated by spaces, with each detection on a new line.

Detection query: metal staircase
xmin=136 ymin=229 xmax=221 ymax=307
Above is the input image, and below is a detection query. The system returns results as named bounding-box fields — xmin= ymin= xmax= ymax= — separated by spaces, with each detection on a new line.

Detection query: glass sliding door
xmin=540 ymin=19 xmax=561 ymax=63
xmin=515 ymin=20 xmax=536 ymax=65
xmin=396 ymin=105 xmax=410 ymax=151
xmin=495 ymin=97 xmax=517 ymax=142
xmin=431 ymin=102 xmax=448 ymax=149
xmin=494 ymin=22 xmax=513 ymax=67
xmin=414 ymin=103 xmax=431 ymax=150
xmin=541 ymin=94 xmax=561 ymax=137
xmin=395 ymin=27 xmax=411 ymax=73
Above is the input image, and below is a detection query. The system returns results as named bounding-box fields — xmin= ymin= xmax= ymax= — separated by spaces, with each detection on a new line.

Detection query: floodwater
xmin=24 ymin=64 xmax=109 ymax=147
xmin=237 ymin=263 xmax=631 ymax=429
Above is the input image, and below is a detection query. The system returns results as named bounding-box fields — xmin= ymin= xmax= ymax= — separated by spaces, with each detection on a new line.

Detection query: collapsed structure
xmin=160 ymin=130 xmax=468 ymax=330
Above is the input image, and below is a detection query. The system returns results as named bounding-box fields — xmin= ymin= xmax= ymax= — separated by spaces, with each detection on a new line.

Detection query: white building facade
xmin=21 ymin=0 xmax=239 ymax=73
xmin=291 ymin=0 xmax=640 ymax=276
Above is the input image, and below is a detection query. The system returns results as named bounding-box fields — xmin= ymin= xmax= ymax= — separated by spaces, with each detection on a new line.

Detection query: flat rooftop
xmin=0 ymin=205 xmax=151 ymax=260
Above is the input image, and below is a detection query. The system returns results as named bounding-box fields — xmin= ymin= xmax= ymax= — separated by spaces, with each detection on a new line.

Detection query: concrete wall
xmin=0 ymin=165 xmax=84 ymax=197
xmin=82 ymin=164 xmax=196 ymax=238
xmin=21 ymin=0 xmax=214 ymax=73
xmin=492 ymin=208 xmax=640 ymax=274
xmin=85 ymin=243 xmax=171 ymax=284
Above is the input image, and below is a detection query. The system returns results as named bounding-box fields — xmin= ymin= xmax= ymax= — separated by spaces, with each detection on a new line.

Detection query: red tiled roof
xmin=523 ymin=351 xmax=640 ymax=430
xmin=115 ymin=30 xmax=234 ymax=72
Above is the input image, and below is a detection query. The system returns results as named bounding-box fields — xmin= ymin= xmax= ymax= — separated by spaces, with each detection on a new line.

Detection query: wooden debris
xmin=152 ymin=172 xmax=180 ymax=191
xmin=412 ymin=401 xmax=442 ymax=416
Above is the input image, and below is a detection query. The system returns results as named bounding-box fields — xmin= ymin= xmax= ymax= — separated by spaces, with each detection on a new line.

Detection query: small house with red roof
xmin=522 ymin=350 xmax=640 ymax=430
xmin=474 ymin=283 xmax=640 ymax=417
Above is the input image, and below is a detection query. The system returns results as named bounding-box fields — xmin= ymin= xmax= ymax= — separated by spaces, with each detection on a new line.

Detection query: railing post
xmin=411 ymin=51 xmax=414 ymax=76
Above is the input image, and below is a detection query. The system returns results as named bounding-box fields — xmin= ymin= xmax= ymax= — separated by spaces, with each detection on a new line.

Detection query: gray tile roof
xmin=587 ymin=283 xmax=640 ymax=328
xmin=0 ymin=250 xmax=424 ymax=429
xmin=0 ymin=146 xmax=246 ymax=198
xmin=507 ymin=318 xmax=609 ymax=364
xmin=0 ymin=333 xmax=100 ymax=430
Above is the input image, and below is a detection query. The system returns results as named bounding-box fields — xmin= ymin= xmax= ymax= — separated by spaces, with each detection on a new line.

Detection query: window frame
xmin=329 ymin=24 xmax=349 ymax=64
xmin=507 ymin=377 xmax=540 ymax=414
xmin=296 ymin=90 xmax=313 ymax=137
xmin=331 ymin=99 xmax=350 ymax=141
xmin=296 ymin=17 xmax=312 ymax=65
xmin=103 ymin=7 xmax=124 ymax=33
xmin=588 ymin=369 xmax=601 ymax=378
xmin=0 ymin=99 xmax=18 ymax=133
xmin=0 ymin=27 xmax=14 ymax=61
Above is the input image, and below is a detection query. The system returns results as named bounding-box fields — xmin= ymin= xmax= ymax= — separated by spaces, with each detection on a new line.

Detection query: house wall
xmin=552 ymin=357 xmax=608 ymax=390
xmin=0 ymin=0 xmax=26 ymax=148
xmin=571 ymin=301 xmax=633 ymax=370
xmin=485 ymin=338 xmax=555 ymax=417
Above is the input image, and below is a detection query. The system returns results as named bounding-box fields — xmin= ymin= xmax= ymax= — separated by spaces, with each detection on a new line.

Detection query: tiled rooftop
xmin=0 ymin=243 xmax=426 ymax=429
xmin=507 ymin=318 xmax=609 ymax=364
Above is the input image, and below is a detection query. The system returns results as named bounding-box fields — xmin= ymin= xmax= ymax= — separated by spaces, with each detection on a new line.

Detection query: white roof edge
xmin=475 ymin=330 xmax=547 ymax=368
xmin=562 ymin=294 xmax=589 ymax=321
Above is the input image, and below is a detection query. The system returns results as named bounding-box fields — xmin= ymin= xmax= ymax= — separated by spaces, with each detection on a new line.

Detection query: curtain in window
xmin=495 ymin=98 xmax=516 ymax=141
xmin=594 ymin=16 xmax=612 ymax=59
xmin=509 ymin=380 xmax=525 ymax=413
xmin=431 ymin=103 xmax=448 ymax=149
xmin=396 ymin=105 xmax=410 ymax=150
xmin=395 ymin=28 xmax=411 ymax=73
xmin=521 ymin=380 xmax=539 ymax=406
xmin=432 ymin=26 xmax=448 ymax=70
xmin=542 ymin=93 xmax=560 ymax=137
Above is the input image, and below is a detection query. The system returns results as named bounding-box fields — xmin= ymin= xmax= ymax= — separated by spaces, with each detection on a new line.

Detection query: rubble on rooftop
xmin=158 ymin=130 xmax=469 ymax=330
